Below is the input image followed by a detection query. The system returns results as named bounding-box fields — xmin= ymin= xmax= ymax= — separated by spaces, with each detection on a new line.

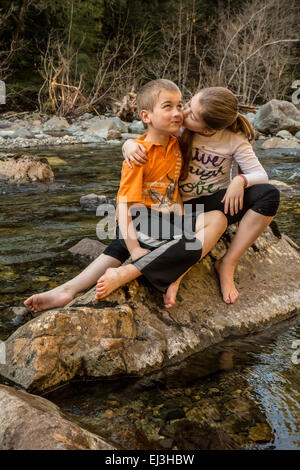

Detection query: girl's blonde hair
xmin=180 ymin=87 xmax=255 ymax=181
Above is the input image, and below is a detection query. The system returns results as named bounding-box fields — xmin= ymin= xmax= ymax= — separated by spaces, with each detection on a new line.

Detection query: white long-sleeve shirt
xmin=179 ymin=128 xmax=268 ymax=201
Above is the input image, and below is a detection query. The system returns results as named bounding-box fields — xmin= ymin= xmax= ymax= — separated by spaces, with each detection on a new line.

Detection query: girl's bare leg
xmin=163 ymin=210 xmax=228 ymax=308
xmin=215 ymin=209 xmax=273 ymax=304
xmin=24 ymin=254 xmax=121 ymax=312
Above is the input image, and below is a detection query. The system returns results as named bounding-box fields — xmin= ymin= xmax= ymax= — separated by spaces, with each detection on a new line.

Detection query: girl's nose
xmin=182 ymin=106 xmax=190 ymax=117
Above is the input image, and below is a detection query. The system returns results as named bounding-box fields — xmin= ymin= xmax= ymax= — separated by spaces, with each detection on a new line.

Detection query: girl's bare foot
xmin=24 ymin=287 xmax=74 ymax=313
xmin=214 ymin=257 xmax=239 ymax=304
xmin=163 ymin=281 xmax=180 ymax=308
xmin=95 ymin=265 xmax=140 ymax=300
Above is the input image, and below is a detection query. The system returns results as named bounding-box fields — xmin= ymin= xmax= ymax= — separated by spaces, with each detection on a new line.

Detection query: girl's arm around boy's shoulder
xmin=230 ymin=131 xmax=268 ymax=187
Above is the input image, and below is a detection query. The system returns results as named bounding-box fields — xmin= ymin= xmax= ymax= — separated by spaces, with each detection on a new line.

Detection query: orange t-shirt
xmin=117 ymin=134 xmax=183 ymax=210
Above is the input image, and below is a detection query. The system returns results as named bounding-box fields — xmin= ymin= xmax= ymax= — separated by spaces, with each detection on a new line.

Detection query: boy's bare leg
xmin=215 ymin=209 xmax=273 ymax=304
xmin=24 ymin=254 xmax=121 ymax=312
xmin=163 ymin=210 xmax=228 ymax=308
xmin=95 ymin=264 xmax=142 ymax=299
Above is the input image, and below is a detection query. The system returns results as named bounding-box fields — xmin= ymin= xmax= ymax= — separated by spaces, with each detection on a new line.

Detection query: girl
xmin=122 ymin=87 xmax=280 ymax=305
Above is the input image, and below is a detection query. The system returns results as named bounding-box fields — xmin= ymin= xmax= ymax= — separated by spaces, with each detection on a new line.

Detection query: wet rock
xmin=0 ymin=119 xmax=12 ymax=129
xmin=68 ymin=237 xmax=107 ymax=261
xmin=0 ymin=225 xmax=299 ymax=394
xmin=80 ymin=193 xmax=116 ymax=210
xmin=276 ymin=130 xmax=293 ymax=139
xmin=0 ymin=385 xmax=118 ymax=450
xmin=121 ymin=132 xmax=143 ymax=141
xmin=248 ymin=423 xmax=274 ymax=442
xmin=269 ymin=180 xmax=293 ymax=192
xmin=261 ymin=136 xmax=300 ymax=149
xmin=43 ymin=117 xmax=70 ymax=136
xmin=107 ymin=129 xmax=122 ymax=140
xmin=0 ymin=152 xmax=54 ymax=184
xmin=11 ymin=307 xmax=33 ymax=327
xmin=43 ymin=156 xmax=68 ymax=166
xmin=242 ymin=112 xmax=256 ymax=125
xmin=160 ymin=419 xmax=240 ymax=450
xmin=128 ymin=120 xmax=144 ymax=134
xmin=254 ymin=100 xmax=300 ymax=134
xmin=86 ymin=119 xmax=121 ymax=140
xmin=109 ymin=117 xmax=129 ymax=133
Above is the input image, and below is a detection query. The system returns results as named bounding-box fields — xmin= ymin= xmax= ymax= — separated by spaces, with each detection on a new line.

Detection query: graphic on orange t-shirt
xmin=117 ymin=134 xmax=183 ymax=210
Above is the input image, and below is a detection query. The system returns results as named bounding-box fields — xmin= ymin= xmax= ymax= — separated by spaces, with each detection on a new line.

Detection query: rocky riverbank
xmin=0 ymin=112 xmax=144 ymax=149
xmin=0 ymin=99 xmax=299 ymax=150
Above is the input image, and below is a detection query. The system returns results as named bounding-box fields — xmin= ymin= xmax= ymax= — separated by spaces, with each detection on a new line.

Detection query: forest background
xmin=0 ymin=0 xmax=299 ymax=118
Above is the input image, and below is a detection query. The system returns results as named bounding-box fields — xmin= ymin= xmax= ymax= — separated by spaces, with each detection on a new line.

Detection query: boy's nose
xmin=173 ymin=107 xmax=182 ymax=118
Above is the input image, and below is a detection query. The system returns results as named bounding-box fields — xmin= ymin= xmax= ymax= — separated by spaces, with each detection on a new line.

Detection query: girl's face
xmin=183 ymin=93 xmax=216 ymax=136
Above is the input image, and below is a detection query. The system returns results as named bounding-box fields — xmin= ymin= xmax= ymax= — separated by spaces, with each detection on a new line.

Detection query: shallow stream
xmin=0 ymin=142 xmax=299 ymax=449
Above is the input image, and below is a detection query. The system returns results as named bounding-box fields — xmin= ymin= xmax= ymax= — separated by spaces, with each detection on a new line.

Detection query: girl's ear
xmin=140 ymin=110 xmax=151 ymax=125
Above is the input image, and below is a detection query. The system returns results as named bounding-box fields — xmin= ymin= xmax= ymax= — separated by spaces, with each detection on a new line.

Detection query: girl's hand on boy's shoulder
xmin=123 ymin=141 xmax=148 ymax=168
xmin=221 ymin=176 xmax=246 ymax=216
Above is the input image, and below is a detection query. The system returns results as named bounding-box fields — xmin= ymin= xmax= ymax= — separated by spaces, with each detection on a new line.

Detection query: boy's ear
xmin=140 ymin=109 xmax=151 ymax=125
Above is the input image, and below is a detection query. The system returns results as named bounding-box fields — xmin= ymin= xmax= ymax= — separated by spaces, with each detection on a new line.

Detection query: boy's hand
xmin=123 ymin=140 xmax=148 ymax=168
xmin=221 ymin=176 xmax=246 ymax=216
xmin=131 ymin=246 xmax=150 ymax=261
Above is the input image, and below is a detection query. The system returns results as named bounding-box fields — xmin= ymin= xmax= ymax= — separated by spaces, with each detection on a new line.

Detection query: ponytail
xmin=228 ymin=112 xmax=255 ymax=142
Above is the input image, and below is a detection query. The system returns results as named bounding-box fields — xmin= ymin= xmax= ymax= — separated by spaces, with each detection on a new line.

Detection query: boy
xmin=25 ymin=79 xmax=226 ymax=312
xmin=95 ymin=79 xmax=203 ymax=300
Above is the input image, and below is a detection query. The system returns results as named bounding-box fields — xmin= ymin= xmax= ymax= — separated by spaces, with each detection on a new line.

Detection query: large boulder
xmin=86 ymin=119 xmax=121 ymax=140
xmin=0 ymin=385 xmax=117 ymax=450
xmin=0 ymin=152 xmax=54 ymax=184
xmin=254 ymin=100 xmax=300 ymax=135
xmin=43 ymin=116 xmax=70 ymax=136
xmin=0 ymin=225 xmax=299 ymax=394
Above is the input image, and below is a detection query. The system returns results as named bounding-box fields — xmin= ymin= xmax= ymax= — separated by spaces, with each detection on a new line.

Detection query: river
xmin=0 ymin=142 xmax=299 ymax=449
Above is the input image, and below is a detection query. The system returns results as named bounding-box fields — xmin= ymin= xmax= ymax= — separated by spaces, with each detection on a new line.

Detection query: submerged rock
xmin=0 ymin=225 xmax=299 ymax=394
xmin=0 ymin=152 xmax=54 ymax=184
xmin=80 ymin=193 xmax=116 ymax=210
xmin=0 ymin=385 xmax=118 ymax=450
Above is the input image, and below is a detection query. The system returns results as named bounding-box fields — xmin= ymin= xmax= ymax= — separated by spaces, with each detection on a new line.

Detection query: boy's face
xmin=141 ymin=90 xmax=183 ymax=134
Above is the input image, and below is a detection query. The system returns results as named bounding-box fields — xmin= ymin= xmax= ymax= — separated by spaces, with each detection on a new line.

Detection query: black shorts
xmin=183 ymin=183 xmax=280 ymax=225
xmin=103 ymin=207 xmax=202 ymax=293
xmin=103 ymin=207 xmax=187 ymax=264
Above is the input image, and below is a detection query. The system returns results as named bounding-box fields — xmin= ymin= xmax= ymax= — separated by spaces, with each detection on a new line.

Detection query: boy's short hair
xmin=136 ymin=79 xmax=181 ymax=114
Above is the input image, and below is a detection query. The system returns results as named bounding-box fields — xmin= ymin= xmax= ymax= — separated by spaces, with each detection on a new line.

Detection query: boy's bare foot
xmin=24 ymin=287 xmax=74 ymax=313
xmin=214 ymin=257 xmax=239 ymax=304
xmin=95 ymin=265 xmax=140 ymax=300
xmin=163 ymin=281 xmax=180 ymax=308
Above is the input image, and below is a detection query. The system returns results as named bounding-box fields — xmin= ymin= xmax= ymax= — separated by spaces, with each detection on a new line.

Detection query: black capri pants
xmin=183 ymin=183 xmax=280 ymax=226
xmin=103 ymin=208 xmax=202 ymax=293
